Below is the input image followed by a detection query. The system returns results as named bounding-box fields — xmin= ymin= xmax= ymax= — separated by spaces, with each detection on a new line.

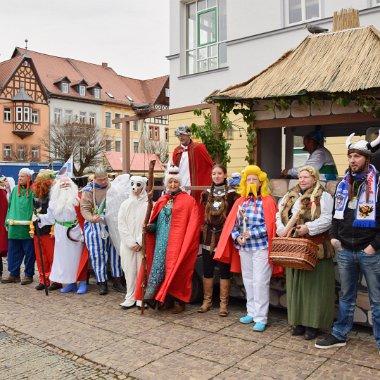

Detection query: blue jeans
xmin=332 ymin=249 xmax=380 ymax=348
xmin=7 ymin=239 xmax=35 ymax=278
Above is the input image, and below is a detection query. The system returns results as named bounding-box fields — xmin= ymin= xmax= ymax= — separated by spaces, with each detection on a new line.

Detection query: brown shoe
xmin=2 ymin=276 xmax=21 ymax=284
xmin=172 ymin=301 xmax=185 ymax=314
xmin=21 ymin=276 xmax=33 ymax=285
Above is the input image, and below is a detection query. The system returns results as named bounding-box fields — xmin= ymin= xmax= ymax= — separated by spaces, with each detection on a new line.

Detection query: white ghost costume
xmin=105 ymin=174 xmax=131 ymax=256
xmin=118 ymin=176 xmax=148 ymax=308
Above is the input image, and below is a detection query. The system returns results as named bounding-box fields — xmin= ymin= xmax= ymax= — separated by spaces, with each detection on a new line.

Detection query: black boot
xmin=98 ymin=281 xmax=108 ymax=295
xmin=112 ymin=277 xmax=126 ymax=293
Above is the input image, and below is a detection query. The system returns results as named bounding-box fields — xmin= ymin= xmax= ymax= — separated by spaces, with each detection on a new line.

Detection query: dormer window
xmin=93 ymin=88 xmax=101 ymax=99
xmin=61 ymin=82 xmax=69 ymax=93
xmin=79 ymin=85 xmax=86 ymax=96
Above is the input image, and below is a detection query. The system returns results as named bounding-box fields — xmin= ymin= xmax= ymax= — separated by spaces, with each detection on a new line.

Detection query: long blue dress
xmin=144 ymin=201 xmax=173 ymax=299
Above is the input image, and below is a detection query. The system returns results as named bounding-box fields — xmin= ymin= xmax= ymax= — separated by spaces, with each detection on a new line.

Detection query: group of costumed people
xmin=1 ymin=125 xmax=380 ymax=353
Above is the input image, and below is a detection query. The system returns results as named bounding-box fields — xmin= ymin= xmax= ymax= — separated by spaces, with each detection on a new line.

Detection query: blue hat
xmin=228 ymin=172 xmax=241 ymax=186
xmin=306 ymin=130 xmax=324 ymax=145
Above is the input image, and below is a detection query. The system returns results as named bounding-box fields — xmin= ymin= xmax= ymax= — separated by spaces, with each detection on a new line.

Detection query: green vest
xmin=5 ymin=186 xmax=34 ymax=240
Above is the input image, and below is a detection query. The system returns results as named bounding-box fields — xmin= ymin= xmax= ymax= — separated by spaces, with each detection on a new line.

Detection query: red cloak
xmin=0 ymin=189 xmax=8 ymax=257
xmin=214 ymin=196 xmax=284 ymax=277
xmin=135 ymin=191 xmax=200 ymax=303
xmin=75 ymin=200 xmax=89 ymax=282
xmin=172 ymin=141 xmax=214 ymax=205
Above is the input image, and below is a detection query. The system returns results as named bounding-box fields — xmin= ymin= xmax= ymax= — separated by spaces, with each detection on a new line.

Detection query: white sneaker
xmin=120 ymin=300 xmax=136 ymax=309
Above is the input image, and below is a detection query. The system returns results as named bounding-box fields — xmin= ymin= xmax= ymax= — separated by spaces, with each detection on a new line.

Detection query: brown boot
xmin=219 ymin=279 xmax=231 ymax=317
xmin=1 ymin=275 xmax=21 ymax=284
xmin=172 ymin=300 xmax=185 ymax=314
xmin=198 ymin=277 xmax=213 ymax=313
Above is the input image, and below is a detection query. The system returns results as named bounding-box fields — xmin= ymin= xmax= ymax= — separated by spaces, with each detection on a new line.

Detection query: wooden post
xmin=122 ymin=120 xmax=130 ymax=173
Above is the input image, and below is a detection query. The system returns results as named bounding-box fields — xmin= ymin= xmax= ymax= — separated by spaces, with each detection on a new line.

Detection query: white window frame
xmin=79 ymin=111 xmax=87 ymax=124
xmin=54 ymin=108 xmax=62 ymax=125
xmin=115 ymin=140 xmax=121 ymax=152
xmin=133 ymin=141 xmax=139 ymax=153
xmin=17 ymin=145 xmax=26 ymax=160
xmin=79 ymin=85 xmax=86 ymax=96
xmin=31 ymin=146 xmax=40 ymax=160
xmin=185 ymin=0 xmax=227 ymax=75
xmin=64 ymin=109 xmax=73 ymax=123
xmin=115 ymin=113 xmax=121 ymax=129
xmin=93 ymin=88 xmax=100 ymax=99
xmin=105 ymin=112 xmax=111 ymax=128
xmin=89 ymin=112 xmax=96 ymax=126
xmin=285 ymin=0 xmax=321 ymax=26
xmin=3 ymin=144 xmax=12 ymax=159
xmin=31 ymin=110 xmax=39 ymax=124
xmin=61 ymin=82 xmax=69 ymax=93
xmin=133 ymin=120 xmax=138 ymax=131
xmin=105 ymin=139 xmax=112 ymax=152
xmin=16 ymin=107 xmax=23 ymax=122
xmin=4 ymin=108 xmax=11 ymax=122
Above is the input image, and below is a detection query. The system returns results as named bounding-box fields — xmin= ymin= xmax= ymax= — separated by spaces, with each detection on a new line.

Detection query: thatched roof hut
xmin=211 ymin=25 xmax=380 ymax=101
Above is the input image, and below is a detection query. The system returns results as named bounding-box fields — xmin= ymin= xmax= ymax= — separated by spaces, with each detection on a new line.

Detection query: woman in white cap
xmin=135 ymin=165 xmax=200 ymax=313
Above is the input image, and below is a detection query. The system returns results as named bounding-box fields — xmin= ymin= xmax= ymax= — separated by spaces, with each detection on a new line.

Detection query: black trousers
xmin=202 ymin=249 xmax=231 ymax=279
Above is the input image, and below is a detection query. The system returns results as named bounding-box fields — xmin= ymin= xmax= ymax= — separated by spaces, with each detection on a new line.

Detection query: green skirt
xmin=286 ymin=259 xmax=335 ymax=329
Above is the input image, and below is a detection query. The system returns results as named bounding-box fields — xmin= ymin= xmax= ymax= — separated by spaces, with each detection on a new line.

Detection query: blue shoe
xmin=60 ymin=283 xmax=78 ymax=293
xmin=252 ymin=322 xmax=266 ymax=332
xmin=239 ymin=315 xmax=254 ymax=324
xmin=76 ymin=281 xmax=87 ymax=295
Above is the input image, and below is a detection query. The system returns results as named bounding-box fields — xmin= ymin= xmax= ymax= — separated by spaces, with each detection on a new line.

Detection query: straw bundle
xmin=212 ymin=26 xmax=380 ymax=101
xmin=332 ymin=8 xmax=360 ymax=32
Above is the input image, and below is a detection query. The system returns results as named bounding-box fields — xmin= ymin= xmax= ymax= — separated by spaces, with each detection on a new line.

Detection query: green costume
xmin=5 ymin=186 xmax=34 ymax=240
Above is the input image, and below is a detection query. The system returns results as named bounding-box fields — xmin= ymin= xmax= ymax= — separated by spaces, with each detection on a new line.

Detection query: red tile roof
xmin=104 ymin=152 xmax=165 ymax=172
xmin=10 ymin=47 xmax=169 ymax=106
xmin=0 ymin=56 xmax=23 ymax=89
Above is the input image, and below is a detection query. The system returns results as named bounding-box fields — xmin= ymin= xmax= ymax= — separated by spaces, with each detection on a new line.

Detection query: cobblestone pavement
xmin=0 ymin=272 xmax=379 ymax=379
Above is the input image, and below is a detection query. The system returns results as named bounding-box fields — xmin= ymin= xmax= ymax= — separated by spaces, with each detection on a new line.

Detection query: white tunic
xmin=39 ymin=206 xmax=83 ymax=284
xmin=178 ymin=145 xmax=191 ymax=194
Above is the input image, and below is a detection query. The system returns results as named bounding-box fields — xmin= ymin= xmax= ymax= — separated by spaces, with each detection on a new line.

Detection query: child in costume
xmin=215 ymin=165 xmax=283 ymax=332
xmin=198 ymin=164 xmax=239 ymax=316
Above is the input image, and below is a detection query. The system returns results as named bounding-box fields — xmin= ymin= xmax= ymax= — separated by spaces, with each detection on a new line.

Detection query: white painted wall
xmin=49 ymin=98 xmax=102 ymax=129
xmin=169 ymin=0 xmax=380 ymax=108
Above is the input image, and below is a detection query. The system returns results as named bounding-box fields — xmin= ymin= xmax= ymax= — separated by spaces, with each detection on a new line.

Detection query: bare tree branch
xmin=42 ymin=122 xmax=105 ymax=176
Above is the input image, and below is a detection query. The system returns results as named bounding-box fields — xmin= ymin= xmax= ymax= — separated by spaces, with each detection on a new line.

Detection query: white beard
xmin=50 ymin=183 xmax=79 ymax=216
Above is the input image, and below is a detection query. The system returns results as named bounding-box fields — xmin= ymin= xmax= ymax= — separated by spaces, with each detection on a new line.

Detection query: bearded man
xmin=31 ymin=170 xmax=60 ymax=291
xmin=118 ymin=176 xmax=148 ymax=309
xmin=38 ymin=177 xmax=85 ymax=294
xmin=2 ymin=168 xmax=35 ymax=285
xmin=316 ymin=132 xmax=380 ymax=353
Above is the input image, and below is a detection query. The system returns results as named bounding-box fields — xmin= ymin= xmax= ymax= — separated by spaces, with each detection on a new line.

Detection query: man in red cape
xmin=135 ymin=168 xmax=200 ymax=311
xmin=172 ymin=125 xmax=213 ymax=219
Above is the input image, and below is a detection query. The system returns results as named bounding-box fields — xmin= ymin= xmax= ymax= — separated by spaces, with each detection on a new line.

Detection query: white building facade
xmin=168 ymin=0 xmax=380 ymax=108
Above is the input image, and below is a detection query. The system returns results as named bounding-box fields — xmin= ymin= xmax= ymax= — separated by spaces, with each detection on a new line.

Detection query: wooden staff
xmin=140 ymin=159 xmax=156 ymax=314
xmin=238 ymin=206 xmax=247 ymax=244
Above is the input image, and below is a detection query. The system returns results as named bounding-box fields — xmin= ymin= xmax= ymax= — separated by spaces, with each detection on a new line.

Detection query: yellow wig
xmin=237 ymin=165 xmax=271 ymax=197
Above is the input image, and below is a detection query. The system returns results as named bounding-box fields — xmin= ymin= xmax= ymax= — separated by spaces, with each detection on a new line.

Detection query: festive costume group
xmin=118 ymin=176 xmax=148 ymax=309
xmin=276 ymin=166 xmax=335 ymax=340
xmin=199 ymin=174 xmax=239 ymax=316
xmin=31 ymin=170 xmax=57 ymax=290
xmin=316 ymin=132 xmax=380 ymax=351
xmin=38 ymin=177 xmax=86 ymax=294
xmin=2 ymin=168 xmax=35 ymax=284
xmin=215 ymin=165 xmax=283 ymax=332
xmin=81 ymin=173 xmax=123 ymax=295
xmin=135 ymin=167 xmax=200 ymax=312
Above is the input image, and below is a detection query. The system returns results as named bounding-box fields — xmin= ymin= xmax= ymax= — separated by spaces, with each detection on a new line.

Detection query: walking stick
xmin=33 ymin=208 xmax=49 ymax=296
xmin=141 ymin=159 xmax=156 ymax=314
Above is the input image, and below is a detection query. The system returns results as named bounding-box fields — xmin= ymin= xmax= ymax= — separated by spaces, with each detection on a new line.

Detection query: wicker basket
xmin=270 ymin=229 xmax=318 ymax=270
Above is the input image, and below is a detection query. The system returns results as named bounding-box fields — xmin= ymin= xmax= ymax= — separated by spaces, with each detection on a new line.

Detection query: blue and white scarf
xmin=334 ymin=164 xmax=377 ymax=228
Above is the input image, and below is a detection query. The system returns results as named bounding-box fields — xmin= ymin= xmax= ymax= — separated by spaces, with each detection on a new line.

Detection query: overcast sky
xmin=0 ymin=0 xmax=170 ymax=79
